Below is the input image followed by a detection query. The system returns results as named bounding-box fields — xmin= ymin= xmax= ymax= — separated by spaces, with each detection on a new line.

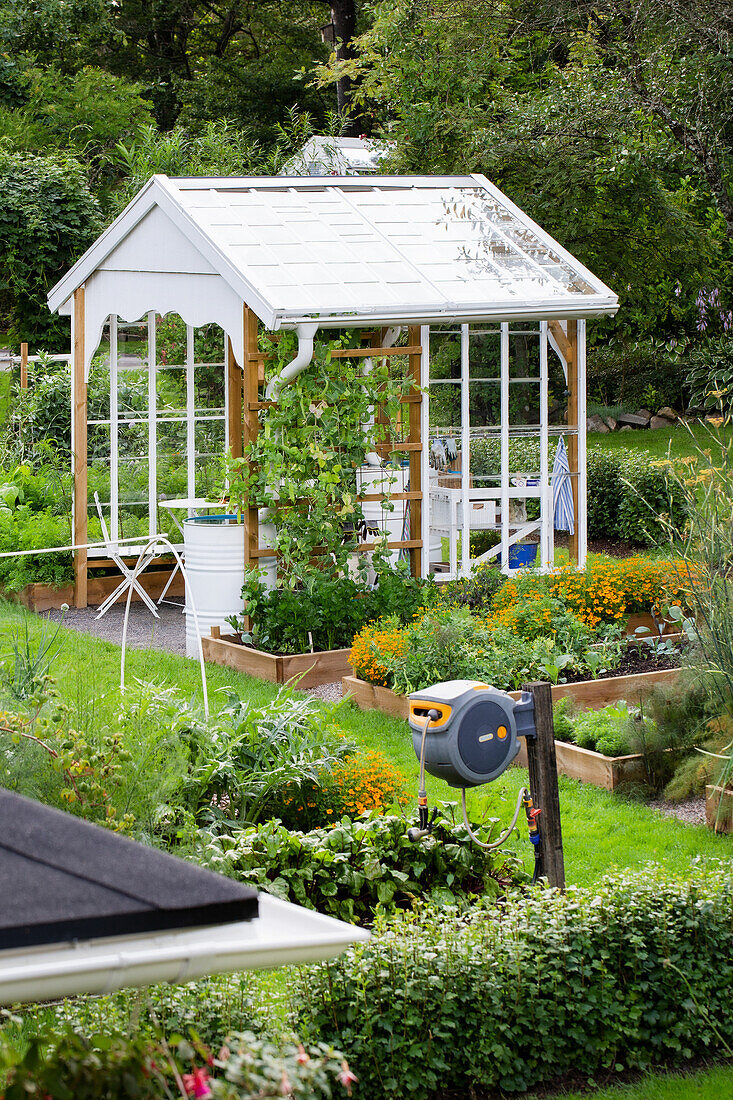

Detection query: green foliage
xmin=0 ymin=508 xmax=73 ymax=590
xmin=0 ymin=148 xmax=101 ymax=342
xmin=438 ymin=561 xmax=504 ymax=611
xmin=50 ymin=974 xmax=264 ymax=1049
xmin=297 ymin=864 xmax=733 ymax=1097
xmin=0 ymin=1025 xmax=353 ymax=1100
xmin=0 ymin=66 xmax=153 ymax=184
xmin=182 ymin=688 xmax=354 ymax=828
xmin=227 ymin=331 xmax=411 ymax=585
xmin=198 ymin=811 xmax=520 ymax=925
xmin=685 ymin=335 xmax=733 ymax=413
xmin=0 ymin=612 xmax=65 ymax=700
xmin=234 ymin=553 xmax=430 ymax=655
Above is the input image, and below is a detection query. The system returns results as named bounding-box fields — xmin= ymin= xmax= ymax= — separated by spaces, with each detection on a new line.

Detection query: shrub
xmin=197 ymin=812 xmax=521 ymax=925
xmin=437 ymin=560 xmax=504 ymax=611
xmin=297 ymin=865 xmax=733 ymax=1098
xmin=0 ymin=507 xmax=73 ymax=590
xmin=0 ymin=149 xmax=101 ymax=343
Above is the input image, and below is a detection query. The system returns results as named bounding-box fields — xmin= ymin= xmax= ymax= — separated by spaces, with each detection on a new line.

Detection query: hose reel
xmin=407 ymin=679 xmax=542 ymax=874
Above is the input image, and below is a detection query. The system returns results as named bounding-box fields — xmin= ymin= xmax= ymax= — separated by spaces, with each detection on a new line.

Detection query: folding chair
xmin=94 ymin=493 xmax=160 ymax=620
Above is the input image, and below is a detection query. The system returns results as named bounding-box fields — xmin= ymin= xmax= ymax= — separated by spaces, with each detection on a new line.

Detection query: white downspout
xmin=265 ymin=323 xmax=318 ymax=401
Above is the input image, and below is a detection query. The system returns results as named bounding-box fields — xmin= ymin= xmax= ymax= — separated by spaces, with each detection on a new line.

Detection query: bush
xmin=232 ymin=562 xmax=430 ymax=655
xmin=0 ymin=507 xmax=73 ymax=590
xmin=0 ymin=149 xmax=101 ymax=342
xmin=197 ymin=812 xmax=521 ymax=925
xmin=297 ymin=865 xmax=733 ymax=1098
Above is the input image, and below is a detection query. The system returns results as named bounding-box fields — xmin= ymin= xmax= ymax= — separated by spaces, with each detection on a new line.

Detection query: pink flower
xmin=296 ymin=1044 xmax=310 ymax=1065
xmin=182 ymin=1066 xmax=213 ymax=1098
xmin=280 ymin=1069 xmax=293 ymax=1094
xmin=217 ymin=1044 xmax=231 ymax=1063
xmin=337 ymin=1060 xmax=358 ymax=1095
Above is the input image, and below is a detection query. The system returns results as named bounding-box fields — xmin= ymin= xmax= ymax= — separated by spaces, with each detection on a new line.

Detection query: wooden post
xmin=566 ymin=320 xmax=579 ymax=564
xmin=227 ymin=337 xmax=243 ymax=460
xmin=522 ymin=680 xmax=565 ymax=890
xmin=20 ymin=343 xmax=28 ymax=390
xmin=72 ymin=288 xmax=88 ymax=608
xmin=408 ymin=325 xmax=422 ymax=578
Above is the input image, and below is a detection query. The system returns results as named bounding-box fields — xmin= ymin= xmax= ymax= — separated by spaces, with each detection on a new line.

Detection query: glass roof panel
xmin=174 ymin=178 xmax=612 ymax=319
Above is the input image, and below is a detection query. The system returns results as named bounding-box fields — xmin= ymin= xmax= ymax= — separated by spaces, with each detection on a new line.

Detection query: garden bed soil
xmin=342 ymin=665 xmax=682 ymax=791
xmin=706 ymin=785 xmax=733 ymax=833
xmin=201 ymin=627 xmax=353 ymax=689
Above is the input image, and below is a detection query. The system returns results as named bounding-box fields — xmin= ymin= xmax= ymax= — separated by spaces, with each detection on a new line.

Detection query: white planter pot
xmin=183 ymin=514 xmax=276 ymax=659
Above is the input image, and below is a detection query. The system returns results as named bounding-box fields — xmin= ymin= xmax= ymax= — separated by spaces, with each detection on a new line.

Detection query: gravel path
xmin=647 ymin=796 xmax=707 ymax=826
xmin=47 ymin=601 xmax=187 ymax=656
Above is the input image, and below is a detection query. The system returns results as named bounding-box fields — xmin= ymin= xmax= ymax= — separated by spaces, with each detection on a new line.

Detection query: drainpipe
xmin=265 ymin=322 xmax=319 ymax=401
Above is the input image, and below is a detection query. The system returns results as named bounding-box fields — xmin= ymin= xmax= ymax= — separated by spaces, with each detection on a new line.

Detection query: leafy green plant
xmin=199 ymin=811 xmax=521 ymax=925
xmin=225 ymin=330 xmax=411 ymax=586
xmin=0 ymin=611 xmax=65 ymax=700
xmin=297 ymin=864 xmax=733 ymax=1098
xmin=0 ymin=1025 xmax=354 ymax=1100
xmin=182 ymin=688 xmax=354 ymax=827
xmin=231 ymin=551 xmax=430 ymax=655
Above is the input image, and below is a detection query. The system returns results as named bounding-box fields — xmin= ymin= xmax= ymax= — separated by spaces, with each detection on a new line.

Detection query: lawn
xmin=587 ymin=420 xmax=733 ymax=461
xmin=540 ymin=1061 xmax=733 ymax=1100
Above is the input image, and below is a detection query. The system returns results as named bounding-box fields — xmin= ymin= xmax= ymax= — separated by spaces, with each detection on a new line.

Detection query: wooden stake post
xmin=522 ymin=680 xmax=565 ymax=890
xmin=20 ymin=343 xmax=28 ymax=390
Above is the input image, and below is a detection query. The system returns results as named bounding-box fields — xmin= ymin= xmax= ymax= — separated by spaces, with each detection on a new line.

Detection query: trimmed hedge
xmin=470 ymin=439 xmax=687 ymax=545
xmin=197 ymin=813 xmax=522 ymax=924
xmin=297 ymin=865 xmax=733 ymax=1097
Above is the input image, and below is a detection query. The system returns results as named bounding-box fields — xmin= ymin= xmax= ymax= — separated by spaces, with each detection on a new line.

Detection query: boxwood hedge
xmin=296 ymin=865 xmax=733 ymax=1097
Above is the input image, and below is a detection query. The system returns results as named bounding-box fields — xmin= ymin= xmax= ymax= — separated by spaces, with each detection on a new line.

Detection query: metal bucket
xmin=184 ymin=515 xmax=276 ymax=658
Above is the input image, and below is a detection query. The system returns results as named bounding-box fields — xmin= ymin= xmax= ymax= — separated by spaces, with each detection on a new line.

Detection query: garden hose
xmin=522 ymin=790 xmax=543 ymax=883
xmin=407 ymin=709 xmax=441 ymax=841
xmin=460 ymin=785 xmax=528 ymax=850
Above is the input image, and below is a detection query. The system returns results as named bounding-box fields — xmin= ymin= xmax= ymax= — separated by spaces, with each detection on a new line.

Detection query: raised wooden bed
xmin=342 ymin=668 xmax=682 ymax=791
xmin=706 ymin=785 xmax=733 ymax=833
xmin=10 ymin=568 xmax=185 ymax=613
xmin=202 ymin=628 xmax=353 ymax=689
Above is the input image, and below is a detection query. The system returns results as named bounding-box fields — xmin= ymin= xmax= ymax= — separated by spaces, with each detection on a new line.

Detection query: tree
xmin=0 ymin=151 xmax=102 ymax=344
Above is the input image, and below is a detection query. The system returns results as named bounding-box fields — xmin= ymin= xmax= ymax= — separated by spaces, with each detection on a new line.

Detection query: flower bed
xmin=350 ymin=559 xmax=690 ymax=696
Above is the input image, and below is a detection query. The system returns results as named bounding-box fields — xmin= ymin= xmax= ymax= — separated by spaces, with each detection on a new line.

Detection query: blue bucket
xmin=507 ymin=542 xmax=538 ymax=569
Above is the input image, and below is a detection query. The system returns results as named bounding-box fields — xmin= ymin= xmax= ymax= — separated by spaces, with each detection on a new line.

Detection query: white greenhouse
xmin=47 ymin=173 xmax=618 ymax=615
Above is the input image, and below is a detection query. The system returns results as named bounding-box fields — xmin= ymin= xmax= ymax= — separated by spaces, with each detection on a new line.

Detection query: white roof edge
xmin=470 ymin=174 xmax=618 ymax=304
xmin=47 ymin=175 xmax=279 ymax=328
xmin=272 ymin=299 xmax=619 ymax=329
xmin=0 ymin=895 xmax=368 ymax=1005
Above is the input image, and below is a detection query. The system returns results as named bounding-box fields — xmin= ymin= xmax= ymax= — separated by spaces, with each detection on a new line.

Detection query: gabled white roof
xmin=49 ymin=174 xmax=617 ymax=372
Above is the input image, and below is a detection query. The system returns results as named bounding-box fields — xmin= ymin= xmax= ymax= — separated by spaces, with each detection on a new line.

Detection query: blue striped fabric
xmin=552 ymin=437 xmax=575 ymax=534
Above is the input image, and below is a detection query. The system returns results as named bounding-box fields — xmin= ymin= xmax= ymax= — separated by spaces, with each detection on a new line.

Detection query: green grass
xmin=588 ymin=421 xmax=733 ymax=462
xmin=0 ymin=370 xmax=12 ymax=425
xmin=539 ymin=1061 xmax=733 ymax=1099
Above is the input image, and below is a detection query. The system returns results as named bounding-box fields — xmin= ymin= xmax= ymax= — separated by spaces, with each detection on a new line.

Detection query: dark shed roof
xmin=0 ymin=790 xmax=257 ymax=949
